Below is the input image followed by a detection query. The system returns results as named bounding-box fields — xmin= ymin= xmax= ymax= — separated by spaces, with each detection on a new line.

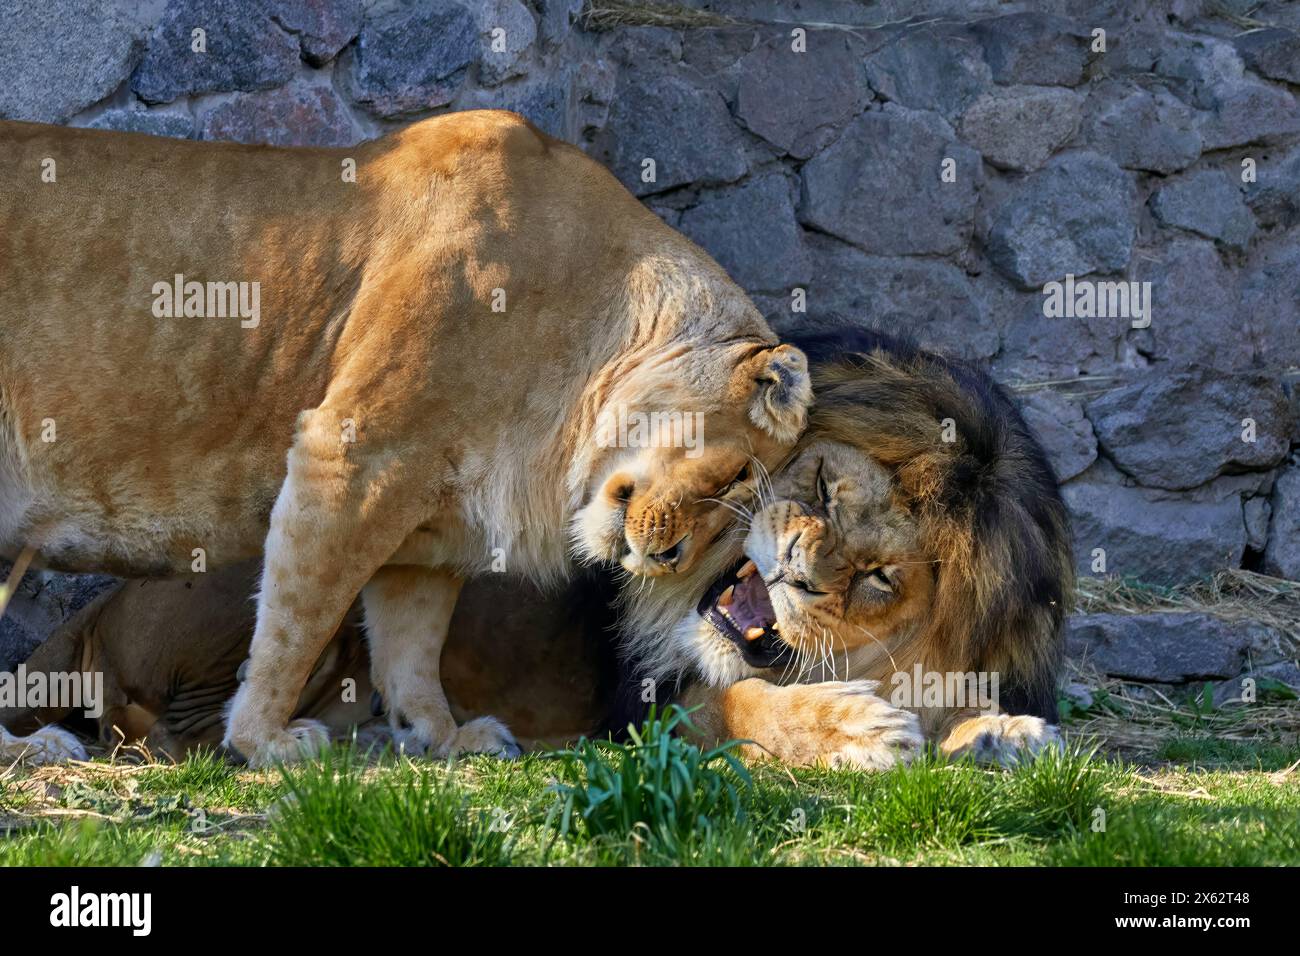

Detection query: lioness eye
xmin=722 ymin=463 xmax=750 ymax=494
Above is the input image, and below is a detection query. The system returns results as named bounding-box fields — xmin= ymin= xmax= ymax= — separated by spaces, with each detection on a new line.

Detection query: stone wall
xmin=1 ymin=0 xmax=1297 ymax=691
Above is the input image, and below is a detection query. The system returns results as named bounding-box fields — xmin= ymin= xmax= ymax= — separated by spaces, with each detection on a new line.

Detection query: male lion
xmin=625 ymin=328 xmax=1073 ymax=768
xmin=0 ymin=110 xmax=811 ymax=767
xmin=3 ymin=330 xmax=1069 ymax=770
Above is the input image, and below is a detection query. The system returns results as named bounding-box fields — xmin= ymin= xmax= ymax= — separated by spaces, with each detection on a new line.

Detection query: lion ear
xmin=745 ymin=344 xmax=812 ymax=444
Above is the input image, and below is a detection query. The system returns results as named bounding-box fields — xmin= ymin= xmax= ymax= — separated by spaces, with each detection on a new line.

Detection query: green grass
xmin=544 ymin=706 xmax=752 ymax=863
xmin=2 ymin=709 xmax=1298 ymax=867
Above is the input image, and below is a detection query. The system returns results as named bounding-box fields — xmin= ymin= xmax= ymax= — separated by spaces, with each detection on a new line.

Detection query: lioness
xmin=0 ymin=110 xmax=811 ymax=767
xmin=3 ymin=330 xmax=1068 ymax=770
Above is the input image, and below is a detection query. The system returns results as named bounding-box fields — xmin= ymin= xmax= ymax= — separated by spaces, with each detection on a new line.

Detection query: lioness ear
xmin=745 ymin=344 xmax=812 ymax=444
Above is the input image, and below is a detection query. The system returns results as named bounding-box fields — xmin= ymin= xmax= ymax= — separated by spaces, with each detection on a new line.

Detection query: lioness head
xmin=621 ymin=330 xmax=1072 ymax=715
xmin=571 ymin=342 xmax=811 ymax=577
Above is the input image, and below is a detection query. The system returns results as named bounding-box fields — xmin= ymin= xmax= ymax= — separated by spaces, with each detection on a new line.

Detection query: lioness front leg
xmin=363 ymin=565 xmax=519 ymax=758
xmin=679 ymin=679 xmax=923 ymax=771
xmin=224 ymin=410 xmax=424 ymax=768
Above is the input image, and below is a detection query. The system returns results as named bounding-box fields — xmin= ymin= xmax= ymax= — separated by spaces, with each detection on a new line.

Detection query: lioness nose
xmin=648 ymin=534 xmax=689 ymax=570
xmin=602 ymin=473 xmax=635 ymax=505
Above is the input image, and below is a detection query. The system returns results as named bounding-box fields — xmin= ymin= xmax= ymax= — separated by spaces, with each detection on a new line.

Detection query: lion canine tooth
xmin=737 ymin=560 xmax=757 ymax=579
xmin=744 ymin=626 xmax=765 ymax=642
xmin=718 ymin=585 xmax=735 ymax=607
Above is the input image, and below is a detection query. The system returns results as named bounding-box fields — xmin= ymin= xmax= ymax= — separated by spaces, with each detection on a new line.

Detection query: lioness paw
xmin=226 ymin=718 xmax=330 ymax=769
xmin=941 ymin=714 xmax=1062 ymax=768
xmin=450 ymin=716 xmax=521 ymax=759
xmin=0 ymin=724 xmax=89 ymax=766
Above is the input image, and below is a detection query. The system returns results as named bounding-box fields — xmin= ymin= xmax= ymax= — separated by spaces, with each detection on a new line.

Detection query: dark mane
xmin=786 ymin=325 xmax=1073 ymax=720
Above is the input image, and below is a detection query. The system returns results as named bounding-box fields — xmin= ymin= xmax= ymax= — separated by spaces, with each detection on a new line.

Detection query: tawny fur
xmin=0 ymin=110 xmax=810 ymax=766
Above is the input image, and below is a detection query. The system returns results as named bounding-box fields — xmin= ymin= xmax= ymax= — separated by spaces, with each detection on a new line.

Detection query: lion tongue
xmin=729 ymin=571 xmax=775 ymax=639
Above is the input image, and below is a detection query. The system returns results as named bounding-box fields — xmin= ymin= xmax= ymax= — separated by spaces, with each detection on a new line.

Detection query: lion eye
xmin=863 ymin=567 xmax=894 ymax=594
xmin=815 ymin=459 xmax=831 ymax=507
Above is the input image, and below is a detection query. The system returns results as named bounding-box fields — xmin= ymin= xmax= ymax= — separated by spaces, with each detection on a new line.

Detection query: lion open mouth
xmin=696 ymin=559 xmax=793 ymax=669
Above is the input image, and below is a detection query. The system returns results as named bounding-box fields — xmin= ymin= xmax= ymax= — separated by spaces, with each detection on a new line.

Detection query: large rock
xmin=678 ymin=174 xmax=810 ymax=293
xmin=1244 ymin=142 xmax=1300 ymax=229
xmin=863 ymin=25 xmax=991 ymax=119
xmin=267 ymin=0 xmax=363 ymax=66
xmin=0 ymin=0 xmax=147 ymax=122
xmin=787 ymin=235 xmax=997 ymax=361
xmin=985 ymin=152 xmax=1136 ymax=288
xmin=1155 ymin=32 xmax=1300 ymax=148
xmin=0 ymin=568 xmax=117 ymax=672
xmin=1155 ymin=33 xmax=1246 ymax=109
xmin=1237 ymin=240 xmax=1300 ymax=370
xmin=1244 ymin=495 xmax=1272 ymax=551
xmin=1131 ymin=238 xmax=1249 ymax=371
xmin=1233 ymin=26 xmax=1300 ymax=85
xmin=1016 ymin=390 xmax=1097 ymax=481
xmin=735 ymin=33 xmax=869 ymax=159
xmin=200 ymin=82 xmax=359 ymax=146
xmin=537 ymin=0 xmax=582 ymax=50
xmin=0 ymin=617 xmax=39 ymax=677
xmin=0 ymin=566 xmax=117 ymax=646
xmin=88 ymin=109 xmax=195 ymax=139
xmin=971 ymin=12 xmax=1090 ymax=87
xmin=1265 ymin=462 xmax=1300 ymax=579
xmin=472 ymin=0 xmax=536 ymax=87
xmin=1252 ymin=1 xmax=1300 ymax=31
xmin=1066 ymin=612 xmax=1257 ymax=682
xmin=987 ymin=272 xmax=1130 ymax=380
xmin=1150 ymin=169 xmax=1257 ymax=251
xmin=958 ymin=85 xmax=1082 ymax=171
xmin=1085 ymin=370 xmax=1290 ymax=491
xmin=132 ymin=0 xmax=300 ymax=104
xmin=461 ymin=76 xmax=571 ymax=139
xmin=1082 ymin=81 xmax=1202 ymax=175
xmin=800 ymin=105 xmax=980 ymax=257
xmin=347 ymin=0 xmax=478 ymax=117
xmin=1197 ymin=79 xmax=1300 ymax=150
xmin=1062 ymin=464 xmax=1245 ymax=584
xmin=600 ymin=71 xmax=750 ymax=196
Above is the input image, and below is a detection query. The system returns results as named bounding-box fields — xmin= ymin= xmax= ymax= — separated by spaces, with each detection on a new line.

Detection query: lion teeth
xmin=718 ymin=585 xmax=735 ymax=607
xmin=744 ymin=626 xmax=765 ymax=642
xmin=737 ymin=560 xmax=757 ymax=580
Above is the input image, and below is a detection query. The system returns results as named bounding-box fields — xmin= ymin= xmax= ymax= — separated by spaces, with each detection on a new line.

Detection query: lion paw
xmin=225 ymin=718 xmax=330 ymax=769
xmin=0 ymin=724 xmax=88 ymax=766
xmin=449 ymin=717 xmax=521 ymax=759
xmin=941 ymin=714 xmax=1062 ymax=768
xmin=759 ymin=681 xmax=924 ymax=771
xmin=391 ymin=716 xmax=520 ymax=760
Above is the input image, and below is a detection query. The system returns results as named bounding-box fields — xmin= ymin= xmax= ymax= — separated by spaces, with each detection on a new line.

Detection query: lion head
xmin=620 ymin=328 xmax=1073 ymax=720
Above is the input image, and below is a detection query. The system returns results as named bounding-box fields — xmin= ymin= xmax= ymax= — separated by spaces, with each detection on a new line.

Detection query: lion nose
xmin=782 ymin=517 xmax=821 ymax=565
xmin=776 ymin=515 xmax=829 ymax=584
